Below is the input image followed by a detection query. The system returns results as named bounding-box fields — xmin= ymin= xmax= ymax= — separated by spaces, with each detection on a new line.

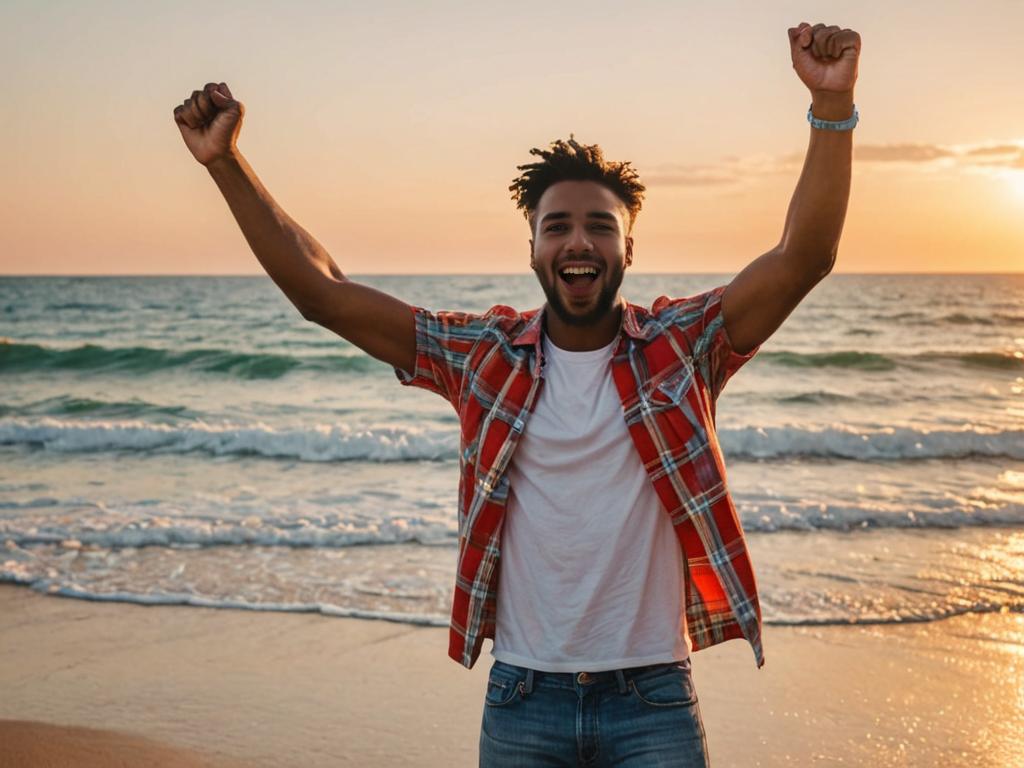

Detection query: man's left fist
xmin=788 ymin=22 xmax=861 ymax=95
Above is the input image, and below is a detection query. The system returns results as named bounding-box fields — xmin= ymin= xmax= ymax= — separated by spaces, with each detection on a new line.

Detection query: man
xmin=174 ymin=19 xmax=859 ymax=767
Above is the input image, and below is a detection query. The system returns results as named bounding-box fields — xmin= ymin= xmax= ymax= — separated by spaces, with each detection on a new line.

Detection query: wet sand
xmin=1 ymin=583 xmax=1021 ymax=766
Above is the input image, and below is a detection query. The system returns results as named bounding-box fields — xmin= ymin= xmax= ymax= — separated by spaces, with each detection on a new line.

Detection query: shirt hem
xmin=490 ymin=648 xmax=690 ymax=673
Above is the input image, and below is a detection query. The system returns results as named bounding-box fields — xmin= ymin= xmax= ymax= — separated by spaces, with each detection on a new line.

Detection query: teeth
xmin=561 ymin=266 xmax=599 ymax=276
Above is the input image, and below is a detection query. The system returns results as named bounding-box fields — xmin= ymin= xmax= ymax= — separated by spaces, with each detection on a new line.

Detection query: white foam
xmin=2 ymin=505 xmax=457 ymax=549
xmin=719 ymin=423 xmax=1024 ymax=461
xmin=0 ymin=416 xmax=458 ymax=462
xmin=24 ymin=582 xmax=449 ymax=627
xmin=3 ymin=417 xmax=1023 ymax=462
xmin=0 ymin=576 xmax=1016 ymax=630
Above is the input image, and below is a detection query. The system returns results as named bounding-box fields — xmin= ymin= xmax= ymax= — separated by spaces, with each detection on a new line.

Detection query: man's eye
xmin=547 ymin=224 xmax=612 ymax=232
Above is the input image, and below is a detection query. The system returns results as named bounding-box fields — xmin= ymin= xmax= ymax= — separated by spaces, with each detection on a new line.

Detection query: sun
xmin=1004 ymin=169 xmax=1024 ymax=201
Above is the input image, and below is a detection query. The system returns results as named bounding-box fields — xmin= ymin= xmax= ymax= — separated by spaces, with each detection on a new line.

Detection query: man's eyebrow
xmin=539 ymin=211 xmax=619 ymax=226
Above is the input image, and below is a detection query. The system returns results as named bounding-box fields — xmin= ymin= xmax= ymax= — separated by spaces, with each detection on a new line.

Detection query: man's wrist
xmin=206 ymin=148 xmax=243 ymax=176
xmin=810 ymin=90 xmax=855 ymax=121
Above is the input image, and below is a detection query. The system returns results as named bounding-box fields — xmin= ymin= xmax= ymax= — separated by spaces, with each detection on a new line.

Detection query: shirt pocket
xmin=644 ymin=358 xmax=696 ymax=410
xmin=641 ymin=359 xmax=710 ymax=453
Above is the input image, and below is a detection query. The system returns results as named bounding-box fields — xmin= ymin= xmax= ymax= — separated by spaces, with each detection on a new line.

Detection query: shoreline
xmin=1 ymin=583 xmax=1022 ymax=766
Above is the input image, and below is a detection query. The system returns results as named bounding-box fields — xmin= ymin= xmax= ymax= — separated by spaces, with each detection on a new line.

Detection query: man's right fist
xmin=174 ymin=82 xmax=244 ymax=167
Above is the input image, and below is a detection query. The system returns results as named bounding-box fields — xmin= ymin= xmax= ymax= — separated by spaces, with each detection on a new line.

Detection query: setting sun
xmin=1005 ymin=169 xmax=1024 ymax=202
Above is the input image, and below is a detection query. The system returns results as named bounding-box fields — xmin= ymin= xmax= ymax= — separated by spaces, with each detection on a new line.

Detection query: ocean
xmin=2 ymin=273 xmax=1022 ymax=636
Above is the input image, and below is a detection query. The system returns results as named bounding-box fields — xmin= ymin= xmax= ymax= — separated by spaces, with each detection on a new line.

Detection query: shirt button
xmin=577 ymin=672 xmax=592 ymax=685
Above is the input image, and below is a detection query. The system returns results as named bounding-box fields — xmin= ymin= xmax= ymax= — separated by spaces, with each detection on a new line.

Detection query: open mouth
xmin=558 ymin=266 xmax=601 ymax=296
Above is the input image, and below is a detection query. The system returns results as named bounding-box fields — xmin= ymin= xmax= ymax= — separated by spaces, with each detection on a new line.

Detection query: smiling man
xmin=176 ymin=19 xmax=859 ymax=768
xmin=525 ymin=172 xmax=636 ymax=349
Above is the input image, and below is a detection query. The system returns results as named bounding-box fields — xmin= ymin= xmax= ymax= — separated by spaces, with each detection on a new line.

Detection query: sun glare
xmin=1004 ymin=170 xmax=1024 ymax=201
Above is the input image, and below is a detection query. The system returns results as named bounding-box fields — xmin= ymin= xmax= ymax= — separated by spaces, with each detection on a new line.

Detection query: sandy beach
xmin=1 ymin=584 xmax=1021 ymax=766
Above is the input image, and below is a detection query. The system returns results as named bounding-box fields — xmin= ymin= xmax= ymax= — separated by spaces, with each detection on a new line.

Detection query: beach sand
xmin=1 ymin=583 xmax=1021 ymax=767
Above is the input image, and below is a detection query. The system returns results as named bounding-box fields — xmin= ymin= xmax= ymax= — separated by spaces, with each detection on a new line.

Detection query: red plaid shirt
xmin=394 ymin=283 xmax=765 ymax=670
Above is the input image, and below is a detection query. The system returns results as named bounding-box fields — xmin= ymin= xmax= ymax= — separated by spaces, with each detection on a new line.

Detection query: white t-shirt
xmin=491 ymin=330 xmax=691 ymax=672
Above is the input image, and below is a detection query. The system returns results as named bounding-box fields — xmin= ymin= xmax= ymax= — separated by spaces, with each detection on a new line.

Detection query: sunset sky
xmin=2 ymin=0 xmax=1022 ymax=275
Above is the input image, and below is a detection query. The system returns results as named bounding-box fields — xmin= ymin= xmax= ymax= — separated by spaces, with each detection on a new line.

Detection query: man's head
xmin=508 ymin=135 xmax=646 ymax=328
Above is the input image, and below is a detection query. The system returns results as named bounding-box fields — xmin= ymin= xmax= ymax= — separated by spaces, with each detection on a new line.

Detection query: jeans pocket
xmin=484 ymin=670 xmax=524 ymax=708
xmin=628 ymin=663 xmax=698 ymax=708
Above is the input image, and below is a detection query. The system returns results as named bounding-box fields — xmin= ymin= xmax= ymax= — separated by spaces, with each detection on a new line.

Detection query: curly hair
xmin=509 ymin=134 xmax=646 ymax=236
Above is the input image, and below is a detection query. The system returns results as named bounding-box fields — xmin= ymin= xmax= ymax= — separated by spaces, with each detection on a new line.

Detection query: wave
xmin=0 ymin=416 xmax=458 ymax=462
xmin=777 ymin=390 xmax=856 ymax=405
xmin=763 ymin=602 xmax=1023 ymax=627
xmin=44 ymin=302 xmax=123 ymax=312
xmin=0 ymin=579 xmax=1017 ymax=631
xmin=736 ymin=498 xmax=1024 ymax=532
xmin=4 ymin=339 xmax=1022 ymax=380
xmin=2 ymin=417 xmax=1022 ymax=463
xmin=760 ymin=349 xmax=1023 ymax=371
xmin=1 ymin=494 xmax=1020 ymax=554
xmin=0 ymin=395 xmax=193 ymax=420
xmin=0 ymin=341 xmax=379 ymax=379
xmin=870 ymin=311 xmax=1024 ymax=326
xmin=0 ymin=579 xmax=451 ymax=627
xmin=0 ymin=505 xmax=456 ymax=548
xmin=722 ymin=423 xmax=1024 ymax=461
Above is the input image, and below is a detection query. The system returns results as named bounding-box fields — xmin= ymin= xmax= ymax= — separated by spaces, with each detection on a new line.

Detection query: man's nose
xmin=566 ymin=227 xmax=593 ymax=253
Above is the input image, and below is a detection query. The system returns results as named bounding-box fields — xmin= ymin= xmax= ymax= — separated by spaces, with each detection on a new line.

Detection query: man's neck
xmin=542 ymin=299 xmax=624 ymax=351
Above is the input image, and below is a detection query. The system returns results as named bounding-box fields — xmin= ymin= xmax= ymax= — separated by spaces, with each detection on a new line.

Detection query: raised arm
xmin=173 ymin=82 xmax=415 ymax=373
xmin=721 ymin=22 xmax=860 ymax=356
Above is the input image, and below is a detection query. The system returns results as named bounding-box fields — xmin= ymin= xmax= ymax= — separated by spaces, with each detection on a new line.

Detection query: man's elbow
xmin=301 ymin=307 xmax=323 ymax=324
xmin=822 ymin=247 xmax=838 ymax=277
xmin=297 ymin=300 xmax=323 ymax=324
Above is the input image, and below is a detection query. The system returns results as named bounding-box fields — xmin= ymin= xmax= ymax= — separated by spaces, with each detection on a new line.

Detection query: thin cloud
xmin=853 ymin=144 xmax=957 ymax=162
xmin=964 ymin=144 xmax=1022 ymax=156
xmin=643 ymin=139 xmax=1024 ymax=188
xmin=642 ymin=170 xmax=737 ymax=187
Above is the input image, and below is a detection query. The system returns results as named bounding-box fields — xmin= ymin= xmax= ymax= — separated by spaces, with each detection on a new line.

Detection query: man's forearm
xmin=206 ymin=151 xmax=345 ymax=318
xmin=778 ymin=90 xmax=854 ymax=274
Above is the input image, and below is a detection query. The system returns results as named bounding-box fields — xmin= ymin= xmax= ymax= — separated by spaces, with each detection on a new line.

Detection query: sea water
xmin=1 ymin=274 xmax=1022 ymax=630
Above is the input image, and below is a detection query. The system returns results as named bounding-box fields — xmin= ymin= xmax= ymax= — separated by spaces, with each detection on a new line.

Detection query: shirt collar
xmin=511 ymin=300 xmax=649 ymax=376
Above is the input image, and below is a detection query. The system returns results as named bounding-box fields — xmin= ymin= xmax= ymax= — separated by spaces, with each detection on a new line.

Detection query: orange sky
xmin=1 ymin=0 xmax=1022 ymax=275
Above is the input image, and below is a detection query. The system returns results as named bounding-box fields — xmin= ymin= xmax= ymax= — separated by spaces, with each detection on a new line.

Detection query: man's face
xmin=529 ymin=180 xmax=634 ymax=328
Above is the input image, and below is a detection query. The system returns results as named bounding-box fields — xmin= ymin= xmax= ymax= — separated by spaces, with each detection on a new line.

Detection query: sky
xmin=1 ymin=0 xmax=1022 ymax=275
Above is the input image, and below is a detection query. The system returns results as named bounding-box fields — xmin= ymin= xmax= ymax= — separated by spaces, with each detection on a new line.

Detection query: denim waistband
xmin=492 ymin=657 xmax=691 ymax=696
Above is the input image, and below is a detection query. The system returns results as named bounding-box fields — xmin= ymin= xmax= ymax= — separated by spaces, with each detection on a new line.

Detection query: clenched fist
xmin=173 ymin=82 xmax=244 ymax=167
xmin=787 ymin=22 xmax=860 ymax=95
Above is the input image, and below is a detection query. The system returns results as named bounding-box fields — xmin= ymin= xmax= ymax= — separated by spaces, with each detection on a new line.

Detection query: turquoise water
xmin=2 ymin=274 xmax=1022 ymax=627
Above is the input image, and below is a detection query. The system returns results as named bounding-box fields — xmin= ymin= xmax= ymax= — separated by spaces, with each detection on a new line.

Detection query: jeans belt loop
xmin=615 ymin=669 xmax=628 ymax=694
xmin=523 ymin=668 xmax=534 ymax=695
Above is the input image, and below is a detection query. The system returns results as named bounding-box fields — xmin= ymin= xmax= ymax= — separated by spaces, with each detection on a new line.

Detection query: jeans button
xmin=577 ymin=672 xmax=591 ymax=684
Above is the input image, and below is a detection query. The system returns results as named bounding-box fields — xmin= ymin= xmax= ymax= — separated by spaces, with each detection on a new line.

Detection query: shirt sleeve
xmin=691 ymin=283 xmax=760 ymax=401
xmin=392 ymin=304 xmax=489 ymax=407
xmin=653 ymin=283 xmax=760 ymax=401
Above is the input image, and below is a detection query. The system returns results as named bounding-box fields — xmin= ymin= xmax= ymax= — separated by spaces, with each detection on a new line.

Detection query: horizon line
xmin=2 ymin=271 xmax=1023 ymax=278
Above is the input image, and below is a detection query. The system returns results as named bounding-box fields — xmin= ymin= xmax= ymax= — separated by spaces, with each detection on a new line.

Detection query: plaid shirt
xmin=393 ymin=283 xmax=765 ymax=670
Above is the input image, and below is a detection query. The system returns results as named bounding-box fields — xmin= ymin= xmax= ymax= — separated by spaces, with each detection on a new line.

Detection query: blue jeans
xmin=479 ymin=657 xmax=710 ymax=767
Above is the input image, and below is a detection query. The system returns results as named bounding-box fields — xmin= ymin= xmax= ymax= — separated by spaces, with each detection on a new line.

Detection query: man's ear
xmin=529 ymin=239 xmax=535 ymax=270
xmin=625 ymin=236 xmax=633 ymax=268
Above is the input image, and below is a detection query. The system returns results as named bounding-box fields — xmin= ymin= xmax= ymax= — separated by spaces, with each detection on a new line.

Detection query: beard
xmin=536 ymin=261 xmax=625 ymax=327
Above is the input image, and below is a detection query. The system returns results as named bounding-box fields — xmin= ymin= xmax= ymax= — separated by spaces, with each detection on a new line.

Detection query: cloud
xmin=853 ymin=144 xmax=957 ymax=162
xmin=642 ymin=169 xmax=737 ymax=187
xmin=643 ymin=153 xmax=793 ymax=188
xmin=642 ymin=139 xmax=1024 ymax=188
xmin=963 ymin=144 xmax=1022 ymax=157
